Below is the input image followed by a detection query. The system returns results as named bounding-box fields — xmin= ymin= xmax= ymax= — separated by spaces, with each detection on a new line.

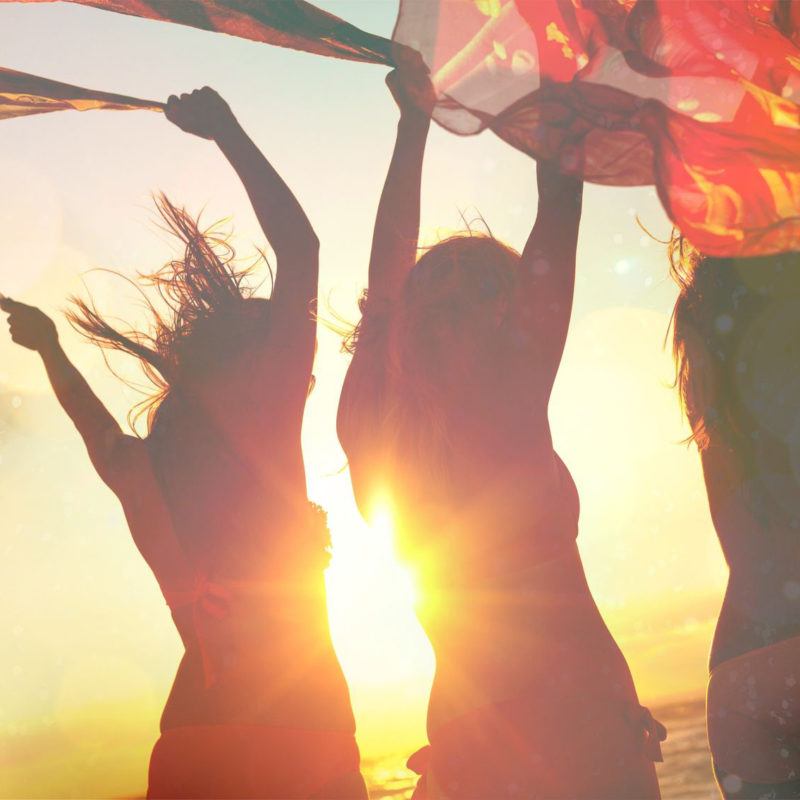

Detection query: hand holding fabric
xmin=386 ymin=49 xmax=437 ymax=119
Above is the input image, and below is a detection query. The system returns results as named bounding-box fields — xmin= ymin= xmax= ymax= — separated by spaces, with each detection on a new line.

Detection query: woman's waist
xmin=710 ymin=575 xmax=800 ymax=669
xmin=176 ymin=620 xmax=344 ymax=679
xmin=167 ymin=569 xmax=330 ymax=623
xmin=427 ymin=635 xmax=640 ymax=740
xmin=163 ymin=650 xmax=355 ymax=731
xmin=428 ymin=613 xmax=632 ymax=725
xmin=419 ymin=543 xmax=600 ymax=629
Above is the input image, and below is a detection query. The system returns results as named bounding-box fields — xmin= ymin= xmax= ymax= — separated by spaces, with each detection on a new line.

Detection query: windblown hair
xmin=669 ymin=232 xmax=800 ymax=456
xmin=343 ymin=233 xmax=520 ymax=484
xmin=67 ymin=194 xmax=271 ymax=432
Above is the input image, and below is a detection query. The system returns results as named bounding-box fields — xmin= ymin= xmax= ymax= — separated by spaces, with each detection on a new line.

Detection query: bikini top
xmin=474 ymin=453 xmax=580 ymax=579
xmin=158 ymin=500 xmax=330 ymax=689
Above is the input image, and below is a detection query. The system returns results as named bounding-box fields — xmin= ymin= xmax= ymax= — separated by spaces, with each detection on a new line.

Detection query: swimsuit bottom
xmin=407 ymin=700 xmax=666 ymax=800
xmin=147 ymin=723 xmax=366 ymax=799
xmin=708 ymin=635 xmax=800 ymax=796
xmin=714 ymin=763 xmax=800 ymax=799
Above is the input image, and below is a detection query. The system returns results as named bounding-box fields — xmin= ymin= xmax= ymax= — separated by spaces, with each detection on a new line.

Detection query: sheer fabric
xmin=394 ymin=0 xmax=800 ymax=256
xmin=0 ymin=65 xmax=162 ymax=119
xmin=4 ymin=0 xmax=800 ymax=255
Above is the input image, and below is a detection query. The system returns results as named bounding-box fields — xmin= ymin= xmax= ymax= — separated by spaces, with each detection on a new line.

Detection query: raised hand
xmin=1 ymin=297 xmax=58 ymax=352
xmin=1 ymin=293 xmax=132 ymax=491
xmin=387 ymin=48 xmax=437 ymax=119
xmin=165 ymin=86 xmax=238 ymax=141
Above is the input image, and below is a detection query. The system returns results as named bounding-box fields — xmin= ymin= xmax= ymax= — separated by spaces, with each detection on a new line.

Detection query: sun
xmin=314 ymin=471 xmax=435 ymax=757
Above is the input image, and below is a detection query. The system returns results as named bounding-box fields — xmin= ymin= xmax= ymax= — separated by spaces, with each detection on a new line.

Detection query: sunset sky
xmin=1 ymin=2 xmax=728 ymax=797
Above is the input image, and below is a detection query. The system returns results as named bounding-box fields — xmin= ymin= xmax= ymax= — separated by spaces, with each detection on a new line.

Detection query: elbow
xmin=300 ymin=234 xmax=321 ymax=272
xmin=297 ymin=222 xmax=320 ymax=254
xmin=296 ymin=219 xmax=320 ymax=255
xmin=274 ymin=228 xmax=319 ymax=264
xmin=305 ymin=230 xmax=320 ymax=255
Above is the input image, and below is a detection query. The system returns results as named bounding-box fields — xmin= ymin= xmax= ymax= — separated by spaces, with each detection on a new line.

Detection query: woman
xmin=2 ymin=88 xmax=365 ymax=799
xmin=670 ymin=238 xmax=800 ymax=799
xmin=337 ymin=54 xmax=664 ymax=799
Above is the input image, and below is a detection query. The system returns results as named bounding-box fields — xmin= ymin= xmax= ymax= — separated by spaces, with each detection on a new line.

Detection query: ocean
xmin=363 ymin=697 xmax=718 ymax=800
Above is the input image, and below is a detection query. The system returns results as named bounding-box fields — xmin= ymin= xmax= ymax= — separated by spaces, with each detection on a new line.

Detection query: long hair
xmin=343 ymin=233 xmax=520 ymax=487
xmin=67 ymin=194 xmax=271 ymax=433
xmin=669 ymin=232 xmax=800 ymax=460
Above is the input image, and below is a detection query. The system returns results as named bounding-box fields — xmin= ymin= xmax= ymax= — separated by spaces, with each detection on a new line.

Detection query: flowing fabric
xmin=5 ymin=0 xmax=394 ymax=65
xmin=0 ymin=65 xmax=162 ymax=120
xmin=394 ymin=0 xmax=800 ymax=256
xmin=4 ymin=0 xmax=800 ymax=255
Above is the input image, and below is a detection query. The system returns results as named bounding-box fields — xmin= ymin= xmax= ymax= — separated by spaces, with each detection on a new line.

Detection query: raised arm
xmin=2 ymin=297 xmax=200 ymax=598
xmin=165 ymin=88 xmax=318 ymax=364
xmin=515 ymin=160 xmax=584 ymax=401
xmin=367 ymin=51 xmax=436 ymax=303
xmin=1 ymin=298 xmax=132 ymax=490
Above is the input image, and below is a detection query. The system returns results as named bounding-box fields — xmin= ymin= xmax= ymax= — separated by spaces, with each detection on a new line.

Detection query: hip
xmin=148 ymin=723 xmax=365 ymax=799
xmin=161 ymin=648 xmax=355 ymax=732
xmin=708 ymin=635 xmax=800 ymax=787
xmin=711 ymin=576 xmax=800 ymax=670
xmin=412 ymin=696 xmax=664 ymax=800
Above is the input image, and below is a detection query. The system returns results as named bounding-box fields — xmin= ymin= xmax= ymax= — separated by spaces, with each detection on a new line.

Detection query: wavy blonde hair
xmin=67 ymin=194 xmax=271 ymax=433
xmin=669 ymin=232 xmax=800 ymax=455
xmin=343 ymin=233 xmax=520 ymax=486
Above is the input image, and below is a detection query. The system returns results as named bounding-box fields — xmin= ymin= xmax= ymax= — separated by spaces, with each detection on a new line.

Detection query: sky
xmin=0 ymin=2 xmax=728 ymax=797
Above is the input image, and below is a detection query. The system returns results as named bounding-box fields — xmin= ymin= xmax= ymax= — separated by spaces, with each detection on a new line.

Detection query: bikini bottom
xmin=407 ymin=698 xmax=666 ymax=799
xmin=708 ymin=636 xmax=800 ymax=796
xmin=147 ymin=723 xmax=366 ymax=799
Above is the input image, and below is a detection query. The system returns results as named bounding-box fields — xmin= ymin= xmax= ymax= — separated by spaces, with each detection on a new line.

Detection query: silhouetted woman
xmin=1 ymin=88 xmax=365 ymax=800
xmin=670 ymin=238 xmax=800 ymax=799
xmin=337 ymin=54 xmax=665 ymax=800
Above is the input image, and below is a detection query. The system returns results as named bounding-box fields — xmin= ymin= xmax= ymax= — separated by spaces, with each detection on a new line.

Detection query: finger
xmin=404 ymin=49 xmax=427 ymax=71
xmin=397 ymin=50 xmax=427 ymax=78
xmin=164 ymin=96 xmax=179 ymax=122
xmin=391 ymin=42 xmax=417 ymax=68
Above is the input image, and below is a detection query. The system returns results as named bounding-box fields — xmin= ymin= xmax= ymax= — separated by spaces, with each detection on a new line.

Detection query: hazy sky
xmin=1 ymin=2 xmax=727 ymax=797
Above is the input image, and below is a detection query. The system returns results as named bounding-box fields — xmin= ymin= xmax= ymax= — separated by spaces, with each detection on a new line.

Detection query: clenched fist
xmin=1 ymin=297 xmax=58 ymax=352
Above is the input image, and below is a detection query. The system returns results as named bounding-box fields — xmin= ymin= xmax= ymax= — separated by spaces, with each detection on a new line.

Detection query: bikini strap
xmin=626 ymin=705 xmax=667 ymax=763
